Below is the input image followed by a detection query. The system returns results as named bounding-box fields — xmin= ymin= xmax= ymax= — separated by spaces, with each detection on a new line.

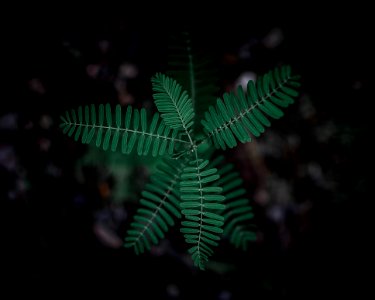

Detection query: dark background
xmin=2 ymin=10 xmax=371 ymax=298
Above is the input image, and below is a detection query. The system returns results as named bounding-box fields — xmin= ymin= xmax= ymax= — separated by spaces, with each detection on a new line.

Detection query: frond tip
xmin=152 ymin=73 xmax=195 ymax=131
xmin=60 ymin=104 xmax=190 ymax=156
xmin=201 ymin=65 xmax=301 ymax=149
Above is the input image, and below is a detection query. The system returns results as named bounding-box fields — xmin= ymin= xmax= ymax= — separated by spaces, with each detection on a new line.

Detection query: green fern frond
xmin=209 ymin=156 xmax=256 ymax=251
xmin=59 ymin=60 xmax=302 ymax=270
xmin=124 ymin=158 xmax=187 ymax=254
xmin=60 ymin=104 xmax=190 ymax=156
xmin=151 ymin=73 xmax=195 ymax=132
xmin=167 ymin=32 xmax=218 ymax=132
xmin=201 ymin=65 xmax=301 ymax=149
xmin=180 ymin=158 xmax=225 ymax=270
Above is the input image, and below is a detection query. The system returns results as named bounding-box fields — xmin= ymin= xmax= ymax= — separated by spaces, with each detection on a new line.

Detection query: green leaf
xmin=103 ymin=129 xmax=111 ymax=151
xmin=182 ymin=209 xmax=201 ymax=215
xmin=152 ymin=73 xmax=194 ymax=131
xmin=105 ymin=104 xmax=112 ymax=126
xmin=96 ymin=127 xmax=103 ymax=147
xmin=111 ymin=130 xmax=120 ymax=152
xmin=181 ymin=228 xmax=200 ymax=234
xmin=180 ymin=157 xmax=225 ymax=270
xmin=201 ymin=237 xmax=218 ymax=247
xmin=211 ymin=158 xmax=256 ymax=251
xmin=124 ymin=157 xmax=187 ymax=254
xmin=201 ymin=231 xmax=221 ymax=241
xmin=60 ymin=104 xmax=190 ymax=156
xmin=202 ymin=218 xmax=224 ymax=227
xmin=180 ymin=202 xmax=201 ymax=208
xmin=140 ymin=108 xmax=147 ymax=132
xmin=204 ymin=203 xmax=225 ymax=210
xmin=115 ymin=104 xmax=122 ymax=127
xmin=201 ymin=65 xmax=301 ymax=149
xmin=182 ymin=221 xmax=200 ymax=227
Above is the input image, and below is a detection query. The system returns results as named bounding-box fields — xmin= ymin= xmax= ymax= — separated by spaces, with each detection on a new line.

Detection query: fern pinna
xmin=180 ymin=159 xmax=225 ymax=270
xmin=209 ymin=156 xmax=256 ymax=250
xmin=124 ymin=158 xmax=185 ymax=254
xmin=201 ymin=65 xmax=300 ymax=149
xmin=167 ymin=31 xmax=218 ymax=133
xmin=60 ymin=104 xmax=189 ymax=156
xmin=60 ymin=65 xmax=301 ymax=270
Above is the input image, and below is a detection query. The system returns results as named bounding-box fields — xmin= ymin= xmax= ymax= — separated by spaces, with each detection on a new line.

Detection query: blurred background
xmin=1 ymin=10 xmax=371 ymax=298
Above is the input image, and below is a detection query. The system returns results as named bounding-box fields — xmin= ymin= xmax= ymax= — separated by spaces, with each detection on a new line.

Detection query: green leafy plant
xmin=60 ymin=64 xmax=300 ymax=270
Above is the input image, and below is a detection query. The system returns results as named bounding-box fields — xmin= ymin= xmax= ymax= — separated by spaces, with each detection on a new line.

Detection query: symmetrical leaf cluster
xmin=60 ymin=65 xmax=300 ymax=270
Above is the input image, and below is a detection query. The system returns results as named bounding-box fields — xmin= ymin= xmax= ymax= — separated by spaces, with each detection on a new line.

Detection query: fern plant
xmin=60 ymin=65 xmax=300 ymax=270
